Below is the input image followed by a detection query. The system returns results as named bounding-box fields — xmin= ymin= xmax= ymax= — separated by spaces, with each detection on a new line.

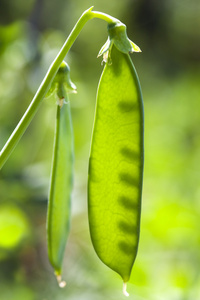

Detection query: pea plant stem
xmin=0 ymin=7 xmax=119 ymax=169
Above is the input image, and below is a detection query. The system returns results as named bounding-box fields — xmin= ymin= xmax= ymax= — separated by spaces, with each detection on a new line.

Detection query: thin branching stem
xmin=0 ymin=7 xmax=120 ymax=169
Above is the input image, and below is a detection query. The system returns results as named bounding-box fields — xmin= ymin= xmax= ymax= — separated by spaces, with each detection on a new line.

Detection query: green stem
xmin=0 ymin=7 xmax=120 ymax=169
xmin=90 ymin=10 xmax=119 ymax=24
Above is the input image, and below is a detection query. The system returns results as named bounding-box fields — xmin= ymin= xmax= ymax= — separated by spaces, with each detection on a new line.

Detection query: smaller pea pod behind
xmin=47 ymin=62 xmax=76 ymax=286
xmin=88 ymin=43 xmax=144 ymax=291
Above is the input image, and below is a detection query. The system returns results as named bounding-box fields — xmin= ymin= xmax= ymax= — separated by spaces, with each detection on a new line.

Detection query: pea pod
xmin=47 ymin=62 xmax=75 ymax=286
xmin=88 ymin=44 xmax=144 ymax=292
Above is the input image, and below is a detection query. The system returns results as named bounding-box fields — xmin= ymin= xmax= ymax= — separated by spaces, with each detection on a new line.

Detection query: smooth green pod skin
xmin=47 ymin=96 xmax=74 ymax=278
xmin=88 ymin=45 xmax=144 ymax=283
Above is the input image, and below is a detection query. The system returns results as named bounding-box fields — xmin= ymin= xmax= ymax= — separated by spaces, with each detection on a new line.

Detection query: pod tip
xmin=56 ymin=274 xmax=66 ymax=288
xmin=123 ymin=282 xmax=129 ymax=297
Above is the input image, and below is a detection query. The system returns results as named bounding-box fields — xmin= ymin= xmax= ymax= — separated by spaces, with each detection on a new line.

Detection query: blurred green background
xmin=0 ymin=0 xmax=200 ymax=299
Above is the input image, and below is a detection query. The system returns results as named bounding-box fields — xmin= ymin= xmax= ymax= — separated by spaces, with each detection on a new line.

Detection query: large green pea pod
xmin=47 ymin=62 xmax=76 ymax=286
xmin=88 ymin=43 xmax=144 ymax=294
